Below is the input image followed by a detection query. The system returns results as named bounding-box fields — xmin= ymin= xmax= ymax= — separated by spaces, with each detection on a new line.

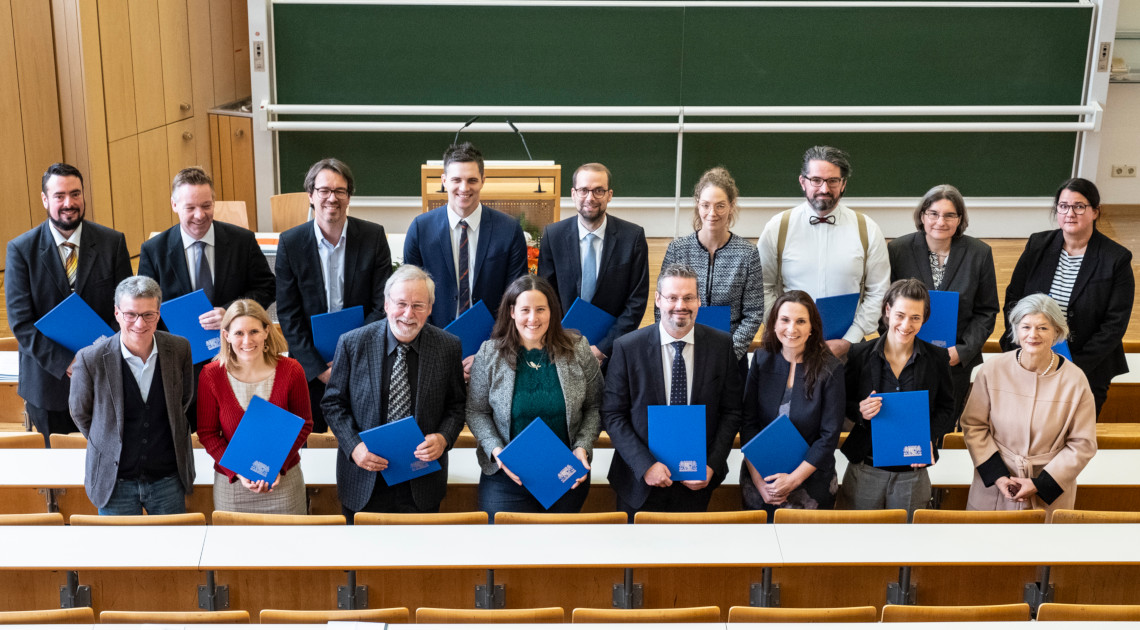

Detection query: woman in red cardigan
xmin=198 ymin=299 xmax=312 ymax=514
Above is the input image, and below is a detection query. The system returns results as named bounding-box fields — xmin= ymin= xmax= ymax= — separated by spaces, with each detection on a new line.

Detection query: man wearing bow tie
xmin=757 ymin=146 xmax=889 ymax=359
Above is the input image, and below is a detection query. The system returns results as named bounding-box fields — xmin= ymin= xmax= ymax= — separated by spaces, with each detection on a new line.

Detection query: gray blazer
xmin=467 ymin=334 xmax=602 ymax=475
xmin=69 ymin=332 xmax=195 ymax=508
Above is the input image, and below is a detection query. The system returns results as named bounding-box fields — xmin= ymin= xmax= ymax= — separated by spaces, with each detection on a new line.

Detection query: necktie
xmin=457 ymin=220 xmax=471 ymax=314
xmin=809 ymin=215 xmax=836 ymax=225
xmin=61 ymin=243 xmax=77 ymax=290
xmin=581 ymin=233 xmax=598 ymax=302
xmin=387 ymin=344 xmax=412 ymax=422
xmin=669 ymin=340 xmax=687 ymax=406
xmin=194 ymin=241 xmax=214 ymax=301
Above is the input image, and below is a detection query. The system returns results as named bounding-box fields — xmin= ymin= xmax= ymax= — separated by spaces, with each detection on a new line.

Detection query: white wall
xmin=1098 ymin=0 xmax=1140 ymax=204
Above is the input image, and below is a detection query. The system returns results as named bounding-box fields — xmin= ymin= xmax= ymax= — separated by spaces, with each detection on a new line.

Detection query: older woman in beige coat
xmin=961 ymin=293 xmax=1096 ymax=518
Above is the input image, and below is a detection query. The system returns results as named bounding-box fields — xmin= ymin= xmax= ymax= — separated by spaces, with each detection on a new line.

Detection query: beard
xmin=807 ymin=194 xmax=839 ymax=214
xmin=49 ymin=211 xmax=82 ymax=233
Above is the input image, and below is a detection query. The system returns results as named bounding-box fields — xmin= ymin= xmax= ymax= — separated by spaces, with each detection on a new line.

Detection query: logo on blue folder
xmin=902 ymin=445 xmax=923 ymax=458
xmin=411 ymin=460 xmax=429 ymax=472
xmin=250 ymin=460 xmax=270 ymax=477
xmin=207 ymin=338 xmax=221 ymax=351
xmin=557 ymin=465 xmax=576 ymax=483
xmin=678 ymin=460 xmax=698 ymax=473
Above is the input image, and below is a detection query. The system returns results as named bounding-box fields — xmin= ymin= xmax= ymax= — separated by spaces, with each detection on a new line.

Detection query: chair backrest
xmin=259 ymin=607 xmax=410 ymax=624
xmin=728 ymin=605 xmax=877 ymax=623
xmin=1036 ymin=603 xmax=1140 ymax=621
xmin=415 ymin=606 xmax=565 ymax=623
xmin=494 ymin=511 xmax=626 ymax=525
xmin=354 ymin=511 xmax=489 ymax=525
xmin=571 ymin=606 xmax=721 ymax=623
xmin=0 ymin=434 xmax=44 ymax=448
xmin=1051 ymin=509 xmax=1140 ymax=524
xmin=913 ymin=509 xmax=1046 ymax=524
xmin=211 ymin=511 xmax=345 ymax=525
xmin=100 ymin=610 xmax=250 ymax=624
xmin=0 ymin=607 xmax=95 ymax=624
xmin=0 ymin=337 xmax=17 ymax=351
xmin=48 ymin=433 xmax=87 ymax=448
xmin=775 ymin=508 xmax=908 ymax=524
xmin=305 ymin=432 xmax=338 ymax=448
xmin=635 ymin=510 xmax=767 ymax=524
xmin=941 ymin=432 xmax=965 ymax=448
xmin=881 ymin=603 xmax=1030 ymax=622
xmin=271 ymin=192 xmax=311 ymax=232
xmin=213 ymin=200 xmax=249 ymax=229
xmin=70 ymin=513 xmax=207 ymax=526
xmin=0 ymin=513 xmax=65 ymax=525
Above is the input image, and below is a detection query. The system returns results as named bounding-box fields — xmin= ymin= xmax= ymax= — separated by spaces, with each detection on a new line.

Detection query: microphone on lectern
xmin=505 ymin=119 xmax=543 ymax=193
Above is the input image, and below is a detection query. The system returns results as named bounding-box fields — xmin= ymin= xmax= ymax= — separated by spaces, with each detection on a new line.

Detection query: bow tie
xmin=809 ymin=215 xmax=836 ymax=225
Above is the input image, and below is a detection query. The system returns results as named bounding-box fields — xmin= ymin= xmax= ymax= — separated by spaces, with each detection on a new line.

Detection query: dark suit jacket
xmin=322 ymin=320 xmax=467 ymax=512
xmin=5 ymin=220 xmax=131 ymax=410
xmin=275 ymin=217 xmax=392 ymax=381
xmin=1001 ymin=229 xmax=1134 ymax=392
xmin=69 ymin=332 xmax=195 ymax=508
xmin=138 ymin=221 xmax=276 ymax=315
xmin=402 ymin=205 xmax=528 ymax=329
xmin=887 ymin=232 xmax=999 ymax=371
xmin=538 ymin=215 xmax=649 ymax=356
xmin=601 ymin=323 xmax=743 ymax=509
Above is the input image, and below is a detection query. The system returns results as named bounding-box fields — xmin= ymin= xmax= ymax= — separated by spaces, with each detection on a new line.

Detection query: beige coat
xmin=961 ymin=351 xmax=1096 ymax=518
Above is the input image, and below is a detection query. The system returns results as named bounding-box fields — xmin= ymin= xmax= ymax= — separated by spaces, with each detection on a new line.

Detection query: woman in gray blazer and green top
xmin=467 ymin=275 xmax=603 ymax=520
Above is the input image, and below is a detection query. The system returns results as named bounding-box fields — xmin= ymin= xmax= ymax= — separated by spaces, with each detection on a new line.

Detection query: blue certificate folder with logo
xmin=1053 ymin=339 xmax=1073 ymax=361
xmin=496 ymin=418 xmax=586 ymax=509
xmin=218 ymin=396 xmax=306 ymax=483
xmin=312 ymin=305 xmax=364 ymax=363
xmin=695 ymin=305 xmax=731 ymax=333
xmin=648 ymin=405 xmax=707 ymax=481
xmin=741 ymin=415 xmax=809 ymax=480
xmin=443 ymin=300 xmax=494 ymax=358
xmin=870 ymin=390 xmax=933 ymax=467
xmin=34 ymin=293 xmax=114 ymax=353
xmin=160 ymin=289 xmax=219 ymax=363
xmin=917 ymin=291 xmax=959 ymax=349
xmin=816 ymin=293 xmax=859 ymax=340
xmin=562 ymin=298 xmax=617 ymax=347
xmin=359 ymin=416 xmax=441 ymax=486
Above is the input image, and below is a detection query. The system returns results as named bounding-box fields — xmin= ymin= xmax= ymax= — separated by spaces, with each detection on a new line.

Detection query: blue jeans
xmin=99 ymin=474 xmax=186 ymax=516
xmin=477 ymin=469 xmax=590 ymax=523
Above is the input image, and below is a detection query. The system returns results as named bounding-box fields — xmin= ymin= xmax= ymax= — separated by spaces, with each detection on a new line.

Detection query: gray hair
xmin=656 ymin=263 xmax=698 ymax=293
xmin=385 ymin=264 xmax=436 ymax=305
xmin=1007 ymin=293 xmax=1069 ymax=345
xmin=801 ymin=145 xmax=852 ymax=179
xmin=115 ymin=276 xmax=162 ymax=308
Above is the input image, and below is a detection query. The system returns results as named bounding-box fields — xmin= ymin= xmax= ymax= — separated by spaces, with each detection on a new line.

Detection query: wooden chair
xmin=0 ymin=607 xmax=95 ymax=623
xmin=354 ymin=511 xmax=488 ymax=525
xmin=913 ymin=508 xmax=1046 ymax=524
xmin=259 ymin=607 xmax=410 ymax=624
xmin=48 ymin=433 xmax=87 ymax=448
xmin=0 ymin=337 xmax=18 ymax=351
xmin=881 ymin=603 xmax=1030 ymax=622
xmin=0 ymin=513 xmax=64 ymax=525
xmin=213 ymin=200 xmax=249 ymax=229
xmin=1036 ymin=603 xmax=1140 ymax=621
xmin=774 ymin=508 xmax=908 ymax=524
xmin=271 ymin=192 xmax=311 ymax=232
xmin=415 ymin=606 xmax=564 ymax=623
xmin=634 ymin=510 xmax=766 ymax=524
xmin=0 ymin=434 xmax=44 ymax=448
xmin=70 ymin=513 xmax=206 ymax=525
xmin=494 ymin=511 xmax=626 ymax=524
xmin=1098 ymin=434 xmax=1140 ymax=449
xmin=727 ymin=605 xmax=877 ymax=623
xmin=1051 ymin=509 xmax=1140 ymax=524
xmin=571 ymin=605 xmax=721 ymax=623
xmin=941 ymin=432 xmax=965 ymax=448
xmin=211 ymin=510 xmax=345 ymax=525
xmin=305 ymin=432 xmax=338 ymax=448
xmin=100 ymin=610 xmax=250 ymax=623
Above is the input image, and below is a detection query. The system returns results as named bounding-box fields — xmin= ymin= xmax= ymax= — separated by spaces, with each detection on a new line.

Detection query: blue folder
xmin=443 ymin=300 xmax=494 ymax=358
xmin=740 ymin=414 xmax=809 ymax=480
xmin=561 ymin=297 xmax=617 ymax=347
xmin=359 ymin=416 xmax=441 ymax=486
xmin=1052 ymin=339 xmax=1073 ymax=361
xmin=218 ymin=396 xmax=306 ymax=483
xmin=648 ymin=405 xmax=707 ymax=481
xmin=816 ymin=293 xmax=860 ymax=341
xmin=312 ymin=305 xmax=364 ymax=363
xmin=496 ymin=418 xmax=586 ymax=509
xmin=695 ymin=305 xmax=731 ymax=333
xmin=160 ymin=289 xmax=219 ymax=363
xmin=33 ymin=293 xmax=114 ymax=353
xmin=870 ymin=390 xmax=933 ymax=467
xmin=917 ymin=291 xmax=959 ymax=349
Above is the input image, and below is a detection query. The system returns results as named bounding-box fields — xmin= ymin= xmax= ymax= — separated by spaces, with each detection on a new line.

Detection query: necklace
xmin=523 ymin=348 xmax=546 ymax=370
xmin=526 ymin=358 xmax=543 ymax=370
xmin=1017 ymin=349 xmax=1056 ymax=376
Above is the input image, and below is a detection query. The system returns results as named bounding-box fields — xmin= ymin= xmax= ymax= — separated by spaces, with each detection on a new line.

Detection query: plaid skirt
xmin=213 ymin=467 xmax=307 ymax=515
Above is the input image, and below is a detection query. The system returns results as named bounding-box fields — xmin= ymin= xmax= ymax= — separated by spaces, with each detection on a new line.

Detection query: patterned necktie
xmin=387 ymin=344 xmax=412 ymax=422
xmin=61 ymin=242 xmax=77 ymax=289
xmin=669 ymin=340 xmax=687 ymax=406
xmin=194 ymin=240 xmax=214 ymax=301
xmin=809 ymin=215 xmax=836 ymax=225
xmin=457 ymin=220 xmax=471 ymax=314
xmin=581 ymin=233 xmax=598 ymax=302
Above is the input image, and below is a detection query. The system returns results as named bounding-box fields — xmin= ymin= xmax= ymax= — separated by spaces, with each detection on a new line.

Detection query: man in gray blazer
xmin=323 ymin=265 xmax=466 ymax=522
xmin=70 ymin=276 xmax=195 ymax=515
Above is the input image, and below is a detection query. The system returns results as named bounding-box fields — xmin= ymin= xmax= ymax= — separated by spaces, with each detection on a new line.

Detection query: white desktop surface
xmin=0 ymin=525 xmax=206 ymax=569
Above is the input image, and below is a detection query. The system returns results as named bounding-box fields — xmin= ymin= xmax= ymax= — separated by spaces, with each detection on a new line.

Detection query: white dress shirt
xmin=659 ymin=322 xmax=695 ymax=404
xmin=447 ymin=203 xmax=482 ymax=314
xmin=48 ymin=221 xmax=83 ymax=270
xmin=577 ymin=214 xmax=606 ymax=276
xmin=179 ymin=223 xmax=216 ymax=291
xmin=315 ymin=220 xmax=347 ymax=312
xmin=120 ymin=336 xmax=159 ymax=403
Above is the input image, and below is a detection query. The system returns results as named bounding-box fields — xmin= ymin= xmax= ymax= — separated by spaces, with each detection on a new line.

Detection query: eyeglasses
xmin=314 ymin=187 xmax=350 ymax=200
xmin=659 ymin=295 xmax=699 ymax=305
xmin=392 ymin=301 xmax=429 ymax=314
xmin=572 ymin=187 xmax=610 ymax=199
xmin=923 ymin=210 xmax=960 ymax=222
xmin=803 ymin=176 xmax=845 ymax=189
xmin=120 ymin=311 xmax=160 ymax=323
xmin=1056 ymin=202 xmax=1090 ymax=215
xmin=698 ymin=202 xmax=730 ymax=214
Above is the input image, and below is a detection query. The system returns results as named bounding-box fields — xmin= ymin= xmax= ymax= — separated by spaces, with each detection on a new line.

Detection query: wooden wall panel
xmin=231 ymin=0 xmax=249 ymax=101
xmin=76 ymin=0 xmax=112 ymax=226
xmin=11 ymin=0 xmax=63 ymax=226
xmin=158 ymin=0 xmax=193 ymax=124
xmin=209 ymin=0 xmax=235 ymax=105
xmin=167 ymin=117 xmax=198 ymax=182
xmin=138 ymin=126 xmax=171 ymax=239
xmin=230 ymin=116 xmax=256 ymax=224
xmin=187 ymin=0 xmax=215 ymax=176
xmin=52 ymin=0 xmax=83 ymax=175
xmin=127 ymin=0 xmax=165 ymax=133
xmin=97 ymin=0 xmax=136 ymax=142
xmin=0 ymin=0 xmax=33 ymax=252
xmin=108 ymin=136 xmax=144 ymax=254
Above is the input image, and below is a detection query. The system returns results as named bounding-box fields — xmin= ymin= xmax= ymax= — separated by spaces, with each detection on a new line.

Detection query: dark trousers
xmin=25 ymin=402 xmax=78 ymax=448
xmin=1091 ymin=381 xmax=1109 ymax=419
xmin=477 ymin=469 xmax=591 ymax=523
xmin=308 ymin=378 xmax=329 ymax=434
xmin=616 ymin=482 xmax=716 ymax=523
xmin=343 ymin=475 xmax=437 ymax=524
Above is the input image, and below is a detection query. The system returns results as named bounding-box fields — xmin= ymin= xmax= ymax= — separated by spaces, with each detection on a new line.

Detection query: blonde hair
xmin=216 ymin=299 xmax=287 ymax=368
